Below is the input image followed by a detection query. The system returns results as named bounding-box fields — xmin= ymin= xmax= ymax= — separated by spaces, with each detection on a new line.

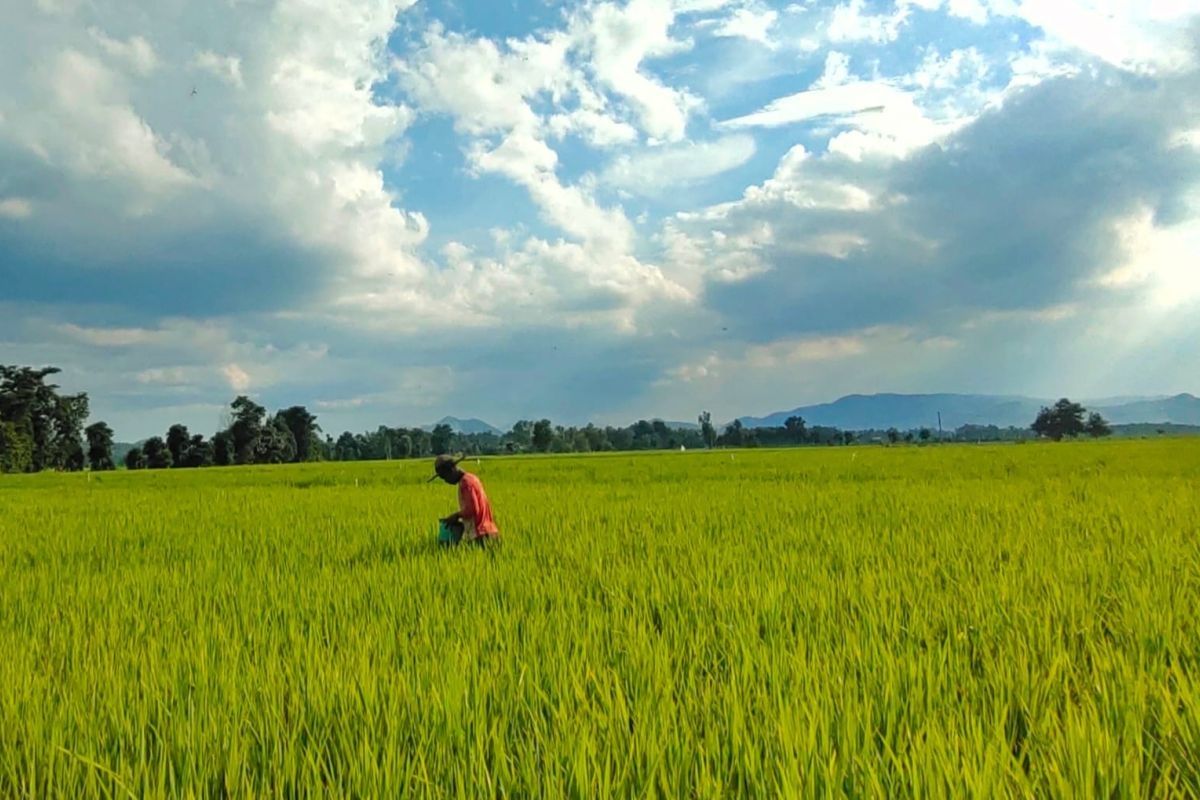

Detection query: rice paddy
xmin=0 ymin=440 xmax=1197 ymax=797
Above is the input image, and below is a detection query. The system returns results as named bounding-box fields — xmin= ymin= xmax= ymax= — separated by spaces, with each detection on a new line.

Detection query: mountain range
xmin=737 ymin=393 xmax=1200 ymax=431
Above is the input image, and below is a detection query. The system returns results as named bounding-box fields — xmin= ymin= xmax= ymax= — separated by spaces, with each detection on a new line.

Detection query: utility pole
xmin=937 ymin=412 xmax=943 ymax=441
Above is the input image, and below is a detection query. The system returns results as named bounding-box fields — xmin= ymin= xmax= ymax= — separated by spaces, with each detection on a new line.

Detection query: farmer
xmin=433 ymin=455 xmax=499 ymax=545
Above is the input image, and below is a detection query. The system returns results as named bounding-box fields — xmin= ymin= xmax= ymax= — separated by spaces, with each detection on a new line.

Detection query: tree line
xmin=0 ymin=364 xmax=1116 ymax=475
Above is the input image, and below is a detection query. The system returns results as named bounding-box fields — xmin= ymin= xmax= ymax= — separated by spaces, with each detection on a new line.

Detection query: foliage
xmin=0 ymin=421 xmax=34 ymax=474
xmin=84 ymin=422 xmax=115 ymax=471
xmin=277 ymin=406 xmax=322 ymax=462
xmin=1086 ymin=411 xmax=1113 ymax=438
xmin=166 ymin=424 xmax=191 ymax=467
xmin=698 ymin=411 xmax=717 ymax=449
xmin=0 ymin=365 xmax=89 ymax=472
xmin=0 ymin=442 xmax=1197 ymax=796
xmin=123 ymin=446 xmax=146 ymax=470
xmin=1033 ymin=398 xmax=1088 ymax=441
xmin=229 ymin=396 xmax=267 ymax=465
xmin=531 ymin=419 xmax=554 ymax=453
xmin=142 ymin=436 xmax=173 ymax=469
xmin=430 ymin=424 xmax=454 ymax=457
xmin=178 ymin=435 xmax=214 ymax=469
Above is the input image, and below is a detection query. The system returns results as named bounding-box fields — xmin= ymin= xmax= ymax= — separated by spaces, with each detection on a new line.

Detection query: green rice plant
xmin=0 ymin=440 xmax=1197 ymax=797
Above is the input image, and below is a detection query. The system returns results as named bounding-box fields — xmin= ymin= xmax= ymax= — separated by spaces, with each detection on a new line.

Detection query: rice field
xmin=0 ymin=440 xmax=1197 ymax=797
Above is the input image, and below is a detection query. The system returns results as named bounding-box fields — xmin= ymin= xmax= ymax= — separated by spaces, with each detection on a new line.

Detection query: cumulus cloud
xmin=713 ymin=7 xmax=780 ymax=46
xmin=2 ymin=0 xmax=1199 ymax=437
xmin=691 ymin=66 xmax=1200 ymax=349
xmin=603 ymin=135 xmax=757 ymax=196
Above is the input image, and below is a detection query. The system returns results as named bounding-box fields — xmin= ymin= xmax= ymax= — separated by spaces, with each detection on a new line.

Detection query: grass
xmin=0 ymin=440 xmax=1198 ymax=797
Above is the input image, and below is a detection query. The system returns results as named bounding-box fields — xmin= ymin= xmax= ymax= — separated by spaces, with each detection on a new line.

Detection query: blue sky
xmin=2 ymin=0 xmax=1199 ymax=440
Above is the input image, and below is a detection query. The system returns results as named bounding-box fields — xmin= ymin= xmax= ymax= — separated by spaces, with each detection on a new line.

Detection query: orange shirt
xmin=458 ymin=472 xmax=499 ymax=538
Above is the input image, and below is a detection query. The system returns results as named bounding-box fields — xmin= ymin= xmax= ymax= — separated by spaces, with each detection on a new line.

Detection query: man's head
xmin=433 ymin=454 xmax=463 ymax=484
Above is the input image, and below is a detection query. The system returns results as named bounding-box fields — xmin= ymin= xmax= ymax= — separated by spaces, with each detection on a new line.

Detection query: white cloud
xmin=908 ymin=47 xmax=989 ymax=91
xmin=721 ymin=80 xmax=903 ymax=128
xmin=548 ymin=108 xmax=639 ymax=147
xmin=89 ymin=28 xmax=158 ymax=74
xmin=827 ymin=0 xmax=910 ymax=44
xmin=721 ymin=46 xmax=983 ymax=161
xmin=58 ymin=323 xmax=163 ymax=346
xmin=742 ymin=145 xmax=874 ymax=209
xmin=660 ymin=353 xmax=721 ymax=384
xmin=812 ymin=51 xmax=853 ymax=89
xmin=1102 ymin=207 xmax=1200 ymax=308
xmin=0 ymin=198 xmax=33 ymax=219
xmin=1003 ymin=0 xmax=1198 ymax=74
xmin=714 ymin=7 xmax=780 ymax=46
xmin=746 ymin=331 xmax=874 ymax=366
xmin=9 ymin=49 xmax=198 ymax=195
xmin=222 ymin=363 xmax=251 ymax=392
xmin=578 ymin=0 xmax=702 ymax=141
xmin=603 ymin=135 xmax=757 ymax=196
xmin=193 ymin=51 xmax=244 ymax=88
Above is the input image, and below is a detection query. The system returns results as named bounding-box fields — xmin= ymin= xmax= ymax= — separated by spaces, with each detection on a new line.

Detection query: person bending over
xmin=433 ymin=455 xmax=499 ymax=545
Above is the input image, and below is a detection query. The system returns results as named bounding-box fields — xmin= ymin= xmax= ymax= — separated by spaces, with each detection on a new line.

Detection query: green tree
xmin=277 ymin=406 xmax=321 ymax=462
xmin=143 ymin=436 xmax=173 ymax=469
xmin=212 ymin=431 xmax=233 ymax=466
xmin=919 ymin=428 xmax=932 ymax=442
xmin=785 ymin=416 xmax=808 ymax=445
xmin=334 ymin=431 xmax=359 ymax=461
xmin=255 ymin=417 xmax=296 ymax=464
xmin=229 ymin=396 xmax=266 ymax=464
xmin=166 ymin=424 xmax=190 ymax=467
xmin=180 ymin=434 xmax=214 ymax=468
xmin=0 ymin=366 xmax=90 ymax=472
xmin=698 ymin=411 xmax=717 ymax=449
xmin=0 ymin=421 xmax=34 ymax=473
xmin=532 ymin=419 xmax=554 ymax=453
xmin=84 ymin=421 xmax=116 ymax=471
xmin=721 ymin=419 xmax=746 ymax=447
xmin=124 ymin=446 xmax=146 ymax=470
xmin=886 ymin=427 xmax=900 ymax=444
xmin=508 ymin=420 xmax=534 ymax=450
xmin=1032 ymin=398 xmax=1087 ymax=441
xmin=1085 ymin=412 xmax=1112 ymax=438
xmin=431 ymin=423 xmax=454 ymax=456
xmin=397 ymin=433 xmax=414 ymax=459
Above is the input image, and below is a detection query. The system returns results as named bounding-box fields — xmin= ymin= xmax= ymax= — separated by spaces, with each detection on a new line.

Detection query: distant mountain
xmin=422 ymin=416 xmax=502 ymax=435
xmin=1096 ymin=394 xmax=1200 ymax=425
xmin=738 ymin=393 xmax=1200 ymax=431
xmin=112 ymin=442 xmax=139 ymax=463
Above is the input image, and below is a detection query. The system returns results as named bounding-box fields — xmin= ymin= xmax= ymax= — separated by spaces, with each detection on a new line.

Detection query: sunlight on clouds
xmin=0 ymin=198 xmax=34 ymax=219
xmin=1103 ymin=208 xmax=1200 ymax=308
xmin=1007 ymin=0 xmax=1198 ymax=74
xmin=221 ymin=363 xmax=251 ymax=392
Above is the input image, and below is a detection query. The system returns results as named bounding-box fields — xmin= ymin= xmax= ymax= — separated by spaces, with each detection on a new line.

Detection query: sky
xmin=1 ymin=0 xmax=1199 ymax=440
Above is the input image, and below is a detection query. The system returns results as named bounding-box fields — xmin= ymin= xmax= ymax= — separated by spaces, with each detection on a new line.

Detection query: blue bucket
xmin=438 ymin=520 xmax=463 ymax=546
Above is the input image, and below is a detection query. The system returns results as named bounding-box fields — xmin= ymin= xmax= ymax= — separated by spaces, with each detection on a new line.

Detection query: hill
xmin=421 ymin=416 xmax=502 ymax=435
xmin=738 ymin=393 xmax=1200 ymax=431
